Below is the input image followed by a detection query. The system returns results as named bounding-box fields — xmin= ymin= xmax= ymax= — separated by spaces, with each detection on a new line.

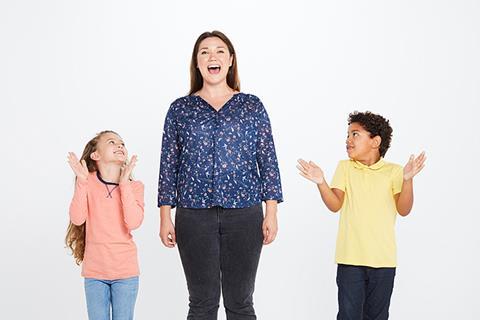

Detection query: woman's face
xmin=196 ymin=36 xmax=233 ymax=87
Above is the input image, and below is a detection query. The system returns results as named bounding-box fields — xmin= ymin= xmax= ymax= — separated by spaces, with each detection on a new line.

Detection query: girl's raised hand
xmin=120 ymin=155 xmax=137 ymax=183
xmin=403 ymin=151 xmax=426 ymax=181
xmin=297 ymin=159 xmax=325 ymax=184
xmin=67 ymin=152 xmax=89 ymax=182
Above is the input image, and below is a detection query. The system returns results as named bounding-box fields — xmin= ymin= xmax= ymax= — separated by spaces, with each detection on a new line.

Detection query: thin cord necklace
xmin=97 ymin=171 xmax=119 ymax=198
xmin=104 ymin=184 xmax=118 ymax=198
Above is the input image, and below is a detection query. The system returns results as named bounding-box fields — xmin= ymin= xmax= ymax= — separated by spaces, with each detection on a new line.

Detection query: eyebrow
xmin=199 ymin=46 xmax=227 ymax=50
xmin=106 ymin=138 xmax=124 ymax=144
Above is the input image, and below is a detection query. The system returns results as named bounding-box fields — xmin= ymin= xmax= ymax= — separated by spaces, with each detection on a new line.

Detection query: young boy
xmin=297 ymin=111 xmax=426 ymax=320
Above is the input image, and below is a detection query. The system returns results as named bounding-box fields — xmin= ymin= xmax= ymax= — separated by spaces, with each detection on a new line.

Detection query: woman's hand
xmin=160 ymin=206 xmax=176 ymax=248
xmin=120 ymin=155 xmax=137 ymax=183
xmin=297 ymin=159 xmax=325 ymax=185
xmin=263 ymin=200 xmax=278 ymax=245
xmin=67 ymin=152 xmax=89 ymax=182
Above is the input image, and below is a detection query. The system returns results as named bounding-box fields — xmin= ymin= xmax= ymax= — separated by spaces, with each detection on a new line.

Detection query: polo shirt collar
xmin=352 ymin=158 xmax=385 ymax=170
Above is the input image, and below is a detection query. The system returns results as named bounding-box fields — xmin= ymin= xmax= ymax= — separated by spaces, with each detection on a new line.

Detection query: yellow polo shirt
xmin=330 ymin=159 xmax=403 ymax=267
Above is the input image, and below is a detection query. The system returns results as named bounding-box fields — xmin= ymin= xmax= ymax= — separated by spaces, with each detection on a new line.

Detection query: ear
xmin=229 ymin=54 xmax=233 ymax=67
xmin=372 ymin=136 xmax=382 ymax=149
xmin=90 ymin=151 xmax=100 ymax=161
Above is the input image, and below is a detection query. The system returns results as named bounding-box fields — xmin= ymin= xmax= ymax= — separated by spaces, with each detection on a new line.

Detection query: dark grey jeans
xmin=175 ymin=204 xmax=264 ymax=320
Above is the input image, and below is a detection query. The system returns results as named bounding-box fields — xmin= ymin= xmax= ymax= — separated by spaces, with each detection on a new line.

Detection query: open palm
xmin=297 ymin=159 xmax=325 ymax=184
xmin=403 ymin=151 xmax=426 ymax=180
xmin=120 ymin=155 xmax=137 ymax=183
xmin=67 ymin=152 xmax=89 ymax=182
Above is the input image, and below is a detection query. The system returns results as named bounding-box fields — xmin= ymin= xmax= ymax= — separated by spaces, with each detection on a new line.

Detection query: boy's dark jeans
xmin=337 ymin=264 xmax=396 ymax=320
xmin=175 ymin=204 xmax=264 ymax=320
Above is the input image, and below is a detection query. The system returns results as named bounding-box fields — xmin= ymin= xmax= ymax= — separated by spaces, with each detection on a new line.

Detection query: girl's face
xmin=346 ymin=122 xmax=380 ymax=160
xmin=196 ymin=37 xmax=233 ymax=87
xmin=91 ymin=132 xmax=127 ymax=164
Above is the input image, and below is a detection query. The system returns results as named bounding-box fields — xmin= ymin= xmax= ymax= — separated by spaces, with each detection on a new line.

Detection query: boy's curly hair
xmin=348 ymin=111 xmax=393 ymax=157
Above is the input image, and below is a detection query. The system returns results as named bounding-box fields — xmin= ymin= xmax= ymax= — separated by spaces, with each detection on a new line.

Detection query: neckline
xmin=352 ymin=158 xmax=385 ymax=170
xmin=192 ymin=92 xmax=241 ymax=112
xmin=96 ymin=171 xmax=119 ymax=186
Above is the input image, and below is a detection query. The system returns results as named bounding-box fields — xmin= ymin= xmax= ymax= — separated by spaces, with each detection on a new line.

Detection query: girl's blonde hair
xmin=65 ymin=130 xmax=119 ymax=265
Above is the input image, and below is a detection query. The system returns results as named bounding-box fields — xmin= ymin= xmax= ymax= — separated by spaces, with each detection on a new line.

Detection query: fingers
xmin=296 ymin=164 xmax=308 ymax=174
xmin=68 ymin=152 xmax=79 ymax=163
xmin=81 ymin=159 xmax=88 ymax=171
xmin=309 ymin=160 xmax=319 ymax=168
xmin=121 ymin=155 xmax=138 ymax=180
xmin=297 ymin=159 xmax=310 ymax=170
xmin=262 ymin=223 xmax=268 ymax=243
xmin=161 ymin=230 xmax=176 ymax=248
xmin=160 ymin=221 xmax=176 ymax=248
xmin=67 ymin=152 xmax=86 ymax=176
xmin=415 ymin=151 xmax=426 ymax=167
xmin=263 ymin=221 xmax=277 ymax=245
xmin=129 ymin=155 xmax=138 ymax=168
xmin=298 ymin=171 xmax=308 ymax=178
xmin=409 ymin=154 xmax=415 ymax=164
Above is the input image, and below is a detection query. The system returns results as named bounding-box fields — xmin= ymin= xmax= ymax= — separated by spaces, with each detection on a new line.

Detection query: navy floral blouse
xmin=158 ymin=93 xmax=283 ymax=209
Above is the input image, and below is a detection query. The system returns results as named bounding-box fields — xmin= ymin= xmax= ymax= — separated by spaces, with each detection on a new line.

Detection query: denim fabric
xmin=175 ymin=204 xmax=264 ymax=320
xmin=158 ymin=93 xmax=283 ymax=209
xmin=337 ymin=264 xmax=396 ymax=320
xmin=84 ymin=276 xmax=139 ymax=320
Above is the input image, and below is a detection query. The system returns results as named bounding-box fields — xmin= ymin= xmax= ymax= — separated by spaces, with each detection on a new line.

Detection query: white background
xmin=1 ymin=0 xmax=479 ymax=319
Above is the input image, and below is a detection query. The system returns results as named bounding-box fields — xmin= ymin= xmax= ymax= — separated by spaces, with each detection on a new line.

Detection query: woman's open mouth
xmin=207 ymin=64 xmax=221 ymax=74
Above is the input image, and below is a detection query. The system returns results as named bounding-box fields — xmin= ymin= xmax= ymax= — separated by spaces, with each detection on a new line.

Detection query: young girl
xmin=66 ymin=130 xmax=144 ymax=320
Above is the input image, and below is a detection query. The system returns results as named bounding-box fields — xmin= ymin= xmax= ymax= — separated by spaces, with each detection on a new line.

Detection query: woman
xmin=158 ymin=30 xmax=283 ymax=320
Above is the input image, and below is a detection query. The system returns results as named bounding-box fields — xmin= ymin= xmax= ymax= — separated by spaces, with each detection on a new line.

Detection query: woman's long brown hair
xmin=65 ymin=130 xmax=118 ymax=265
xmin=189 ymin=30 xmax=240 ymax=95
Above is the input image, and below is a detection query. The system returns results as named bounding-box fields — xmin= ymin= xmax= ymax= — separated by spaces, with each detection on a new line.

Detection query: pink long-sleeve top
xmin=69 ymin=171 xmax=144 ymax=280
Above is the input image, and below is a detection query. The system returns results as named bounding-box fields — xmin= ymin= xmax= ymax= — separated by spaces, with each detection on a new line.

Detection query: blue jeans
xmin=176 ymin=204 xmax=264 ymax=320
xmin=84 ymin=276 xmax=139 ymax=320
xmin=337 ymin=264 xmax=396 ymax=320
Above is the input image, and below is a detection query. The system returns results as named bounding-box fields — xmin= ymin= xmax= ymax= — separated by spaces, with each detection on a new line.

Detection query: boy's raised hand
xmin=120 ymin=155 xmax=137 ymax=183
xmin=403 ymin=151 xmax=426 ymax=181
xmin=297 ymin=159 xmax=325 ymax=184
xmin=67 ymin=152 xmax=89 ymax=182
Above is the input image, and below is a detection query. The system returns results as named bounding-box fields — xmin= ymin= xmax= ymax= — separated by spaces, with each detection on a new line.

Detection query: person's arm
xmin=160 ymin=206 xmax=176 ymax=248
xmin=67 ymin=152 xmax=89 ymax=225
xmin=119 ymin=181 xmax=145 ymax=230
xmin=118 ymin=155 xmax=144 ymax=230
xmin=158 ymin=104 xmax=181 ymax=247
xmin=158 ymin=105 xmax=181 ymax=208
xmin=395 ymin=152 xmax=426 ymax=216
xmin=316 ymin=181 xmax=345 ymax=212
xmin=297 ymin=159 xmax=345 ymax=212
xmin=255 ymin=98 xmax=283 ymax=204
xmin=255 ymin=98 xmax=283 ymax=245
xmin=263 ymin=200 xmax=278 ymax=245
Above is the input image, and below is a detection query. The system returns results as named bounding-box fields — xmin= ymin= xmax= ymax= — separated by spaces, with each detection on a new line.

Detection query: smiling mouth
xmin=207 ymin=64 xmax=221 ymax=74
xmin=114 ymin=151 xmax=125 ymax=155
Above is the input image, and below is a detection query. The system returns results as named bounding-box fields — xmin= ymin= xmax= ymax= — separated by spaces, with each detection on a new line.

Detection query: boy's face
xmin=346 ymin=122 xmax=381 ymax=161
